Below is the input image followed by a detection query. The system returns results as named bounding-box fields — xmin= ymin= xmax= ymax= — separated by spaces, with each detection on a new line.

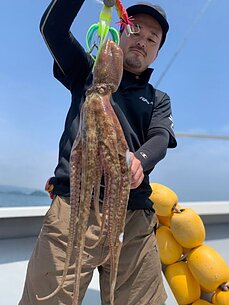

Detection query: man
xmin=19 ymin=1 xmax=177 ymax=305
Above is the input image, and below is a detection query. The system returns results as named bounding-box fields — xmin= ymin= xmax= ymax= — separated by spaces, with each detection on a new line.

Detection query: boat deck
xmin=0 ymin=201 xmax=228 ymax=305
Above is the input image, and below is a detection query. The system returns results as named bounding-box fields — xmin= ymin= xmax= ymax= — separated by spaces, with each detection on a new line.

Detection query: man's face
xmin=119 ymin=13 xmax=163 ymax=74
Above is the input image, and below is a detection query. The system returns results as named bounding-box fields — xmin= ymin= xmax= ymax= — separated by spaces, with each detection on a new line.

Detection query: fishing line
xmin=155 ymin=0 xmax=214 ymax=88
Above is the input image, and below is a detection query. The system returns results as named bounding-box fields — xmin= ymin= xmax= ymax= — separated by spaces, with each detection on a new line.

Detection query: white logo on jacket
xmin=140 ymin=152 xmax=148 ymax=159
xmin=169 ymin=114 xmax=174 ymax=128
xmin=139 ymin=96 xmax=153 ymax=105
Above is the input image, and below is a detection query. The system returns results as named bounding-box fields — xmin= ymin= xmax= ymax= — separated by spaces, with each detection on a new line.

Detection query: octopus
xmin=36 ymin=39 xmax=131 ymax=305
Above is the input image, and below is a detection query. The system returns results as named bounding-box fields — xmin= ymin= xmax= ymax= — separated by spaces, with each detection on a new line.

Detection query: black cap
xmin=126 ymin=2 xmax=169 ymax=48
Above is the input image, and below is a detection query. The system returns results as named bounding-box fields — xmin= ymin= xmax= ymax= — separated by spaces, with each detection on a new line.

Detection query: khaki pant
xmin=19 ymin=195 xmax=167 ymax=305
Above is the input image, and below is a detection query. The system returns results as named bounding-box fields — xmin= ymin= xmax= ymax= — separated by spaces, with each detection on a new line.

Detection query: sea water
xmin=0 ymin=193 xmax=51 ymax=207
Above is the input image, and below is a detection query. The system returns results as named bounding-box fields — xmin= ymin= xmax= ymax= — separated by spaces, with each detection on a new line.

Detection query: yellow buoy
xmin=187 ymin=245 xmax=229 ymax=292
xmin=149 ymin=183 xmax=178 ymax=216
xmin=211 ymin=284 xmax=229 ymax=305
xmin=156 ymin=226 xmax=183 ymax=265
xmin=156 ymin=203 xmax=182 ymax=227
xmin=170 ymin=208 xmax=206 ymax=248
xmin=165 ymin=261 xmax=201 ymax=304
xmin=183 ymin=247 xmax=191 ymax=254
xmin=192 ymin=299 xmax=213 ymax=305
xmin=157 ymin=214 xmax=171 ymax=227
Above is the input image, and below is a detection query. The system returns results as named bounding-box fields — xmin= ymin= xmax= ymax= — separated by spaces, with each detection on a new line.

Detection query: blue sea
xmin=0 ymin=193 xmax=51 ymax=207
xmin=0 ymin=185 xmax=51 ymax=208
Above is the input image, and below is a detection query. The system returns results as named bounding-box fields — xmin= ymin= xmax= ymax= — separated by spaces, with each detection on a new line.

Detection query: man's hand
xmin=130 ymin=152 xmax=144 ymax=189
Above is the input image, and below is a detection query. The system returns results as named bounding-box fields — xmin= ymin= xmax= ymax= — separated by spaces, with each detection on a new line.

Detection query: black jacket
xmin=40 ymin=0 xmax=177 ymax=210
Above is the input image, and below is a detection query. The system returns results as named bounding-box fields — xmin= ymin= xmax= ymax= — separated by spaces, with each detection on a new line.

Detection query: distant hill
xmin=30 ymin=190 xmax=48 ymax=197
xmin=7 ymin=190 xmax=25 ymax=196
xmin=0 ymin=185 xmax=48 ymax=197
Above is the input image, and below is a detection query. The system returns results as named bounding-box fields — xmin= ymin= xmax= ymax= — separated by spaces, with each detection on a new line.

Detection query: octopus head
xmin=93 ymin=39 xmax=123 ymax=93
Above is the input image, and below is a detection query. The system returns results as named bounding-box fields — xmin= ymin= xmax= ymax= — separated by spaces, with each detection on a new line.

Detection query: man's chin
xmin=125 ymin=57 xmax=142 ymax=70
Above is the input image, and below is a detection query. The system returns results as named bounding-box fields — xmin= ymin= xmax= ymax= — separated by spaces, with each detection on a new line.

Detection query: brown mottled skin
xmin=36 ymin=40 xmax=131 ymax=305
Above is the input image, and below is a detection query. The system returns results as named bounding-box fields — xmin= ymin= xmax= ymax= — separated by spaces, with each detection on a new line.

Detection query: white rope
xmin=176 ymin=132 xmax=229 ymax=140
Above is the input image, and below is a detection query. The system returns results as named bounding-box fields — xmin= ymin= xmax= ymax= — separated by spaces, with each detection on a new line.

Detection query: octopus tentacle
xmin=91 ymin=147 xmax=103 ymax=227
xmin=72 ymin=98 xmax=98 ymax=303
xmin=117 ymin=155 xmax=131 ymax=230
xmin=106 ymin=159 xmax=121 ymax=268
xmin=36 ymin=141 xmax=82 ymax=301
xmin=84 ymin=173 xmax=107 ymax=250
xmin=96 ymin=111 xmax=129 ymax=305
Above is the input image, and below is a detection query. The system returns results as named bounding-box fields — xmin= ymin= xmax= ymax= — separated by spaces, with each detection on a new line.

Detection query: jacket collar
xmin=120 ymin=68 xmax=153 ymax=89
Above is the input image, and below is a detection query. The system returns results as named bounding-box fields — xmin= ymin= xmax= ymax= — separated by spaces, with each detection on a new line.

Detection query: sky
xmin=0 ymin=0 xmax=229 ymax=202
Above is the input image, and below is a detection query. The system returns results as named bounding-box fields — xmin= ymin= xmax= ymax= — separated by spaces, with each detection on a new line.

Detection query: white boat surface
xmin=0 ymin=201 xmax=229 ymax=305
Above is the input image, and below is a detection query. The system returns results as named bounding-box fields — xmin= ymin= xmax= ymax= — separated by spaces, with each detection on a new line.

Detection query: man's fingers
xmin=130 ymin=152 xmax=141 ymax=174
xmin=130 ymin=172 xmax=144 ymax=189
xmin=129 ymin=152 xmax=144 ymax=189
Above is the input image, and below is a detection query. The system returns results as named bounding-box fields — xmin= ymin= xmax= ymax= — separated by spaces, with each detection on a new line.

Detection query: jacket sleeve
xmin=148 ymin=89 xmax=177 ymax=148
xmin=40 ymin=0 xmax=92 ymax=89
xmin=135 ymin=90 xmax=177 ymax=173
xmin=134 ymin=128 xmax=169 ymax=173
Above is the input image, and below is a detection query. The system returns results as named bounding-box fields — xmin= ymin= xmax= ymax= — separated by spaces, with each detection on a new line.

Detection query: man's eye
xmin=148 ymin=38 xmax=157 ymax=44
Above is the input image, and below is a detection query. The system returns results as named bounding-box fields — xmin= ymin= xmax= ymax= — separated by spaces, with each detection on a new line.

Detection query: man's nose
xmin=136 ymin=38 xmax=146 ymax=48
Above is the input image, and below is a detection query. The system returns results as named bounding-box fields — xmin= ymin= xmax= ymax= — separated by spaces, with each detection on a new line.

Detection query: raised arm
xmin=40 ymin=0 xmax=92 ymax=85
